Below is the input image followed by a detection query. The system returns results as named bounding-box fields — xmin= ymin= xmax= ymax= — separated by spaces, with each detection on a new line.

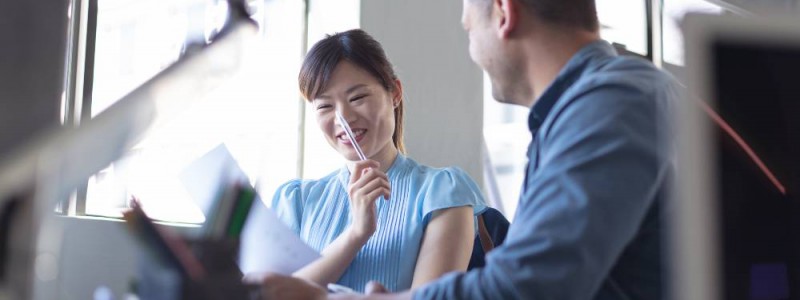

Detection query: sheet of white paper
xmin=238 ymin=198 xmax=321 ymax=275
xmin=180 ymin=143 xmax=319 ymax=274
xmin=179 ymin=143 xmax=249 ymax=217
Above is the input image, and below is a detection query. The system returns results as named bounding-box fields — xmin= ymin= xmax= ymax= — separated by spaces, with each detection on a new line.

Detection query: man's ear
xmin=392 ymin=79 xmax=403 ymax=107
xmin=495 ymin=0 xmax=518 ymax=39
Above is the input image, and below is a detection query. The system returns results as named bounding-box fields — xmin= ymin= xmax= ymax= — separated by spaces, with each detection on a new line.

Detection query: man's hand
xmin=250 ymin=273 xmax=327 ymax=300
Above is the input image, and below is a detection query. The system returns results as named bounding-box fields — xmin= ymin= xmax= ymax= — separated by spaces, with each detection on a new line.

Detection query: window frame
xmin=61 ymin=0 xmax=315 ymax=219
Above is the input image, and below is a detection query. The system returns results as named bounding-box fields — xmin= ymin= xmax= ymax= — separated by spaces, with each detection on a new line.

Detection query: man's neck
xmin=522 ymin=29 xmax=600 ymax=105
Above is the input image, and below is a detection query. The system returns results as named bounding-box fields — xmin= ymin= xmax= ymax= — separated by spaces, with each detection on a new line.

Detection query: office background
xmin=1 ymin=0 xmax=799 ymax=298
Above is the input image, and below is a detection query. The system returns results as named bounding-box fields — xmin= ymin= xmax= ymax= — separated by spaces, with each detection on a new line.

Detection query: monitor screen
xmin=711 ymin=38 xmax=800 ymax=300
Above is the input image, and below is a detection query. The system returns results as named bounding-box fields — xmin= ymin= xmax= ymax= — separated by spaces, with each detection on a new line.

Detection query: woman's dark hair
xmin=299 ymin=29 xmax=405 ymax=153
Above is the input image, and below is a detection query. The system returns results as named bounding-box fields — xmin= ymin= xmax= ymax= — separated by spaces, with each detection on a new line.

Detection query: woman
xmin=271 ymin=29 xmax=486 ymax=292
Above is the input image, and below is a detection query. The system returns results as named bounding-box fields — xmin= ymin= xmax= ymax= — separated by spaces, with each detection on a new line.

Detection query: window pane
xmin=91 ymin=0 xmax=194 ymax=117
xmin=482 ymin=73 xmax=530 ymax=221
xmin=85 ymin=0 xmax=304 ymax=223
xmin=663 ymin=0 xmax=724 ymax=66
xmin=302 ymin=0 xmax=361 ymax=180
xmin=597 ymin=0 xmax=648 ymax=56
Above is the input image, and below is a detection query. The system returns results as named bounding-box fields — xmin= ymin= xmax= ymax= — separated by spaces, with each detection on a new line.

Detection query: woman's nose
xmin=336 ymin=106 xmax=357 ymax=125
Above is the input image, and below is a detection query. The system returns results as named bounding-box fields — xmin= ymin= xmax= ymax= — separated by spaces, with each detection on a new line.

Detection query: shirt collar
xmin=527 ymin=40 xmax=617 ymax=134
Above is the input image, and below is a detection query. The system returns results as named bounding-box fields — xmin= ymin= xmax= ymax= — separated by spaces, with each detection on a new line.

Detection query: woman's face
xmin=312 ymin=60 xmax=399 ymax=162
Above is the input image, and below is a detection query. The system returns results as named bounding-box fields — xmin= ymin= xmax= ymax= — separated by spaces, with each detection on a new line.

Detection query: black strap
xmin=477 ymin=214 xmax=494 ymax=253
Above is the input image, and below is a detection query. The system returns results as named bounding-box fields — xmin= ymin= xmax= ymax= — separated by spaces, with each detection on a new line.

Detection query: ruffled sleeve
xmin=270 ymin=179 xmax=304 ymax=234
xmin=418 ymin=167 xmax=488 ymax=224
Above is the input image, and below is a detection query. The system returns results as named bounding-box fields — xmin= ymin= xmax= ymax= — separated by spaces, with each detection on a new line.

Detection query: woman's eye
xmin=350 ymin=94 xmax=367 ymax=102
xmin=316 ymin=104 xmax=332 ymax=110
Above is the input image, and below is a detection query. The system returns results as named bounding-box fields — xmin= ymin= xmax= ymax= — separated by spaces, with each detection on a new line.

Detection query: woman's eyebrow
xmin=345 ymin=84 xmax=368 ymax=94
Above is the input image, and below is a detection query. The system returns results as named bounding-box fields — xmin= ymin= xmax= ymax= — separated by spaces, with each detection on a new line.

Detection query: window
xmin=482 ymin=74 xmax=530 ymax=220
xmin=69 ymin=0 xmax=360 ymax=223
xmin=597 ymin=0 xmax=649 ymax=56
xmin=662 ymin=0 xmax=726 ymax=66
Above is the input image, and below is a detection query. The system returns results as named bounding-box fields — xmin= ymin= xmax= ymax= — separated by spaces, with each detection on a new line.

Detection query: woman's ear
xmin=392 ymin=79 xmax=404 ymax=108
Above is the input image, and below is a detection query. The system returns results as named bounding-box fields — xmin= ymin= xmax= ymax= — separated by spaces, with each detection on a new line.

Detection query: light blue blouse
xmin=271 ymin=154 xmax=487 ymax=292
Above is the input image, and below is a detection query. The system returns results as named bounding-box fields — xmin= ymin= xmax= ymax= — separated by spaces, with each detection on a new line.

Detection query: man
xmin=258 ymin=0 xmax=678 ymax=298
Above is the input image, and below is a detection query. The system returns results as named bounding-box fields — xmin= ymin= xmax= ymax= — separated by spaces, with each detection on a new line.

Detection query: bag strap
xmin=477 ymin=214 xmax=495 ymax=253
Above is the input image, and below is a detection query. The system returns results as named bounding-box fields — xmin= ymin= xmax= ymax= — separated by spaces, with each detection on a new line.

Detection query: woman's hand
xmin=347 ymin=160 xmax=391 ymax=244
xmin=290 ymin=160 xmax=391 ymax=285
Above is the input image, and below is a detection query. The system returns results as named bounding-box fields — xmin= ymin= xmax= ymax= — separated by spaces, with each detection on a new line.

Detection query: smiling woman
xmin=307 ymin=60 xmax=402 ymax=168
xmin=241 ymin=29 xmax=488 ymax=293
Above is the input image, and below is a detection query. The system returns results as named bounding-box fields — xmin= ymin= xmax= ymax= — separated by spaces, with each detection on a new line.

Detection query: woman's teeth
xmin=339 ymin=129 xmax=366 ymax=141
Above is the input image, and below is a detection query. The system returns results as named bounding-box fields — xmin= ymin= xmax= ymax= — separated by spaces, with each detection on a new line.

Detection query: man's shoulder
xmin=579 ymin=55 xmax=673 ymax=95
xmin=540 ymin=56 xmax=677 ymax=136
xmin=554 ymin=55 xmax=676 ymax=114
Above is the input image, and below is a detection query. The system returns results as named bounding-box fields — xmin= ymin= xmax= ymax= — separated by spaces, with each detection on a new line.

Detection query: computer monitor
xmin=0 ymin=19 xmax=256 ymax=299
xmin=676 ymin=13 xmax=800 ymax=300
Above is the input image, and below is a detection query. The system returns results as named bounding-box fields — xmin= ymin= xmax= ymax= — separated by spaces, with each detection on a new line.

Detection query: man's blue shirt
xmin=415 ymin=40 xmax=679 ymax=299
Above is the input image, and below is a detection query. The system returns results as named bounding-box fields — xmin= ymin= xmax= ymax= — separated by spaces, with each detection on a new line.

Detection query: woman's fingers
xmin=346 ymin=164 xmax=390 ymax=242
xmin=365 ymin=281 xmax=389 ymax=294
xmin=348 ymin=168 xmax=390 ymax=196
xmin=350 ymin=160 xmax=380 ymax=184
xmin=355 ymin=176 xmax=391 ymax=201
xmin=364 ymin=188 xmax=391 ymax=204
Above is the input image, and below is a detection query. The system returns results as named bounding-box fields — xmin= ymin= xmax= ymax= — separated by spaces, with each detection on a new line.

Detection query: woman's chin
xmin=340 ymin=152 xmax=364 ymax=162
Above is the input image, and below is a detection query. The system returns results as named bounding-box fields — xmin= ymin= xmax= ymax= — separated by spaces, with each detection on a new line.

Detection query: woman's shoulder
xmin=398 ymin=157 xmax=483 ymax=200
xmin=403 ymin=157 xmax=477 ymax=187
xmin=271 ymin=168 xmax=347 ymax=220
xmin=402 ymin=157 xmax=487 ymax=217
xmin=273 ymin=168 xmax=345 ymax=199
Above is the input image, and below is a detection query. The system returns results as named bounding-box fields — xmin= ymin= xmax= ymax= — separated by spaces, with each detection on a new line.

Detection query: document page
xmin=238 ymin=199 xmax=321 ymax=274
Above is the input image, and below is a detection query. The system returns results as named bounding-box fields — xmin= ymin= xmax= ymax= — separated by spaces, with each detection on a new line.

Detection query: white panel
xmin=360 ymin=0 xmax=484 ymax=187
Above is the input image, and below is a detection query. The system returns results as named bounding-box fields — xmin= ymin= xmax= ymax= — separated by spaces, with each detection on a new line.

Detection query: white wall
xmin=360 ymin=1 xmax=485 ymax=186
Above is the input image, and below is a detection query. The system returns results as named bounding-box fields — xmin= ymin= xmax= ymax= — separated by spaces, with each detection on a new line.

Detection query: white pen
xmin=336 ymin=110 xmax=386 ymax=204
xmin=335 ymin=109 xmax=368 ymax=161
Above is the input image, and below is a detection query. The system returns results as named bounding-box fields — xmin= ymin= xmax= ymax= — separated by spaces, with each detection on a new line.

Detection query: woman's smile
xmin=337 ymin=128 xmax=367 ymax=145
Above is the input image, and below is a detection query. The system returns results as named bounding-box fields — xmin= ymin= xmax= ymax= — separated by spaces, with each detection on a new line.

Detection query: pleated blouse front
xmin=270 ymin=154 xmax=486 ymax=292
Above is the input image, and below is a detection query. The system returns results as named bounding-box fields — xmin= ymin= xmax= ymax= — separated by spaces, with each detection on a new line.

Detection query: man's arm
xmin=414 ymin=85 xmax=670 ymax=299
xmin=258 ymin=273 xmax=413 ymax=300
xmin=331 ymin=292 xmax=413 ymax=300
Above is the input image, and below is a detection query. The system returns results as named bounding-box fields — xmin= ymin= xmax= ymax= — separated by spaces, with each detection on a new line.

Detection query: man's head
xmin=470 ymin=0 xmax=599 ymax=32
xmin=462 ymin=0 xmax=599 ymax=105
